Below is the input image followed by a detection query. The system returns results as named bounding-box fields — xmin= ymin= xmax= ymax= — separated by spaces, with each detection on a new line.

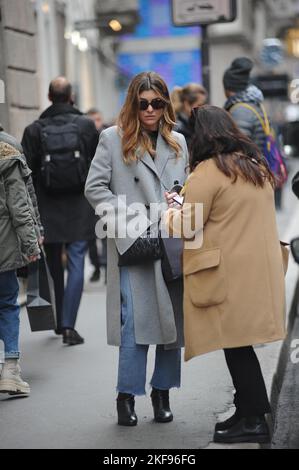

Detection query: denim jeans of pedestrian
xmin=117 ymin=267 xmax=181 ymax=396
xmin=45 ymin=241 xmax=88 ymax=330
xmin=0 ymin=271 xmax=20 ymax=359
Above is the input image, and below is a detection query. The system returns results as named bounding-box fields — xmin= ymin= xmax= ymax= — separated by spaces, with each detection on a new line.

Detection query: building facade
xmin=0 ymin=0 xmax=39 ymax=140
xmin=1 ymin=0 xmax=299 ymax=140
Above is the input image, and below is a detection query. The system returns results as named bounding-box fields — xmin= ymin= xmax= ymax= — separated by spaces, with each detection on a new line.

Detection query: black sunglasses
xmin=139 ymin=98 xmax=166 ymax=111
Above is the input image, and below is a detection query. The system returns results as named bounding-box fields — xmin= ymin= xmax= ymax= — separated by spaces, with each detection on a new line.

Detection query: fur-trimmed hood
xmin=0 ymin=141 xmax=31 ymax=178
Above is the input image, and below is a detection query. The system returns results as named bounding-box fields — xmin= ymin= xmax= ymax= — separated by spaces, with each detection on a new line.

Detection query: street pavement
xmin=1 ymin=159 xmax=299 ymax=450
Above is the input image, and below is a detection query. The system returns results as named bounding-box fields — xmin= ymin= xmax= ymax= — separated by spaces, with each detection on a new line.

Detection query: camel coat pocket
xmin=184 ymin=248 xmax=227 ymax=308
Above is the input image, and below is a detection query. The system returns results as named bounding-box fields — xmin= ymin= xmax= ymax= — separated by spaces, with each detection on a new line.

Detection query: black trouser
xmin=88 ymin=239 xmax=100 ymax=271
xmin=44 ymin=242 xmax=87 ymax=331
xmin=88 ymin=238 xmax=107 ymax=270
xmin=224 ymin=346 xmax=271 ymax=418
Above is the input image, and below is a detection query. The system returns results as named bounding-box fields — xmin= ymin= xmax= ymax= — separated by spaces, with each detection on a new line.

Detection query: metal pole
xmin=201 ymin=24 xmax=210 ymax=99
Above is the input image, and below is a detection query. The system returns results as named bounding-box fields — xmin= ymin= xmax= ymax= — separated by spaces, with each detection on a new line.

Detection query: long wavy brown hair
xmin=118 ymin=72 xmax=181 ymax=164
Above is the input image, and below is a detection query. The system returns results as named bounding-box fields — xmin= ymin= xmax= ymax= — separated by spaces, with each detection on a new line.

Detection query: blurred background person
xmin=223 ymin=58 xmax=266 ymax=151
xmin=86 ymin=108 xmax=108 ymax=283
xmin=22 ymin=77 xmax=99 ymax=346
xmin=172 ymin=83 xmax=208 ymax=148
xmin=86 ymin=108 xmax=106 ymax=134
xmin=223 ymin=57 xmax=287 ymax=210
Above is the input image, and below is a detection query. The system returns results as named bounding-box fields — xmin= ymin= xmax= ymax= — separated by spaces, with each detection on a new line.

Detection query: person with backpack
xmin=22 ymin=77 xmax=99 ymax=346
xmin=223 ymin=58 xmax=287 ymax=205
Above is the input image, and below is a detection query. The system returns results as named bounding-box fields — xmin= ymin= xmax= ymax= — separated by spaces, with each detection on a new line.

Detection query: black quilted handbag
xmin=118 ymin=230 xmax=163 ymax=267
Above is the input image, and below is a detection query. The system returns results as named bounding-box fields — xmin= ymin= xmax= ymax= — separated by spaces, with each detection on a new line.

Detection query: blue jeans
xmin=0 ymin=271 xmax=20 ymax=359
xmin=45 ymin=241 xmax=88 ymax=330
xmin=117 ymin=268 xmax=181 ymax=396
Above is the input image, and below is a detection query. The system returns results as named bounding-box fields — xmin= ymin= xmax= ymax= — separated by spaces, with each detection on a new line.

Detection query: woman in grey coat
xmin=85 ymin=72 xmax=189 ymax=426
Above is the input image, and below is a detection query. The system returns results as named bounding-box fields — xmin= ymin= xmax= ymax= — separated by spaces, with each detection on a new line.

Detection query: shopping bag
xmin=26 ymin=248 xmax=57 ymax=332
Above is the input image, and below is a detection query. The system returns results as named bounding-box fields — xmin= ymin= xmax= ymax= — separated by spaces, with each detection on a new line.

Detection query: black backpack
xmin=39 ymin=115 xmax=88 ymax=194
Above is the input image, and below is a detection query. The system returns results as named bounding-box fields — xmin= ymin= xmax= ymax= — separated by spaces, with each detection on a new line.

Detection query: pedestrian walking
xmin=223 ymin=57 xmax=287 ymax=209
xmin=223 ymin=57 xmax=265 ymax=149
xmin=0 ymin=138 xmax=40 ymax=396
xmin=0 ymin=124 xmax=44 ymax=244
xmin=22 ymin=77 xmax=99 ymax=346
xmin=172 ymin=83 xmax=208 ymax=148
xmin=86 ymin=108 xmax=108 ymax=283
xmin=165 ymin=105 xmax=288 ymax=444
xmin=85 ymin=72 xmax=189 ymax=426
xmin=86 ymin=108 xmax=106 ymax=134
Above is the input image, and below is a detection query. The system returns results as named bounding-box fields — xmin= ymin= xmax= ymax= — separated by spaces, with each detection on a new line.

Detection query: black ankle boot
xmin=213 ymin=415 xmax=270 ymax=444
xmin=151 ymin=388 xmax=173 ymax=423
xmin=117 ymin=393 xmax=138 ymax=426
xmin=215 ymin=411 xmax=241 ymax=431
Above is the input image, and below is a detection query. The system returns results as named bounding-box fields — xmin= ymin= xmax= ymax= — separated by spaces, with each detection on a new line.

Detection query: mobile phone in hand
xmin=172 ymin=194 xmax=184 ymax=206
xmin=169 ymin=184 xmax=184 ymax=206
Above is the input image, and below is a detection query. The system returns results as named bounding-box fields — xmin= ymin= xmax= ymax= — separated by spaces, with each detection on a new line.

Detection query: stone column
xmin=0 ymin=0 xmax=40 ymax=141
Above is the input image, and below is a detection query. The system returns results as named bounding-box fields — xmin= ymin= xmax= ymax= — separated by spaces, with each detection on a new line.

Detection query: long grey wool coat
xmin=85 ymin=126 xmax=189 ymax=348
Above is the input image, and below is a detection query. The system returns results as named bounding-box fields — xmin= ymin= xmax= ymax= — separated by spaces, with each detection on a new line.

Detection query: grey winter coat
xmin=0 ymin=142 xmax=40 ymax=273
xmin=85 ymin=126 xmax=189 ymax=348
xmin=224 ymin=85 xmax=266 ymax=152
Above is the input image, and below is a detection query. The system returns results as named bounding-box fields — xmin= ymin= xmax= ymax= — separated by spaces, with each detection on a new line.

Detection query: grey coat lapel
xmin=139 ymin=133 xmax=172 ymax=181
xmin=140 ymin=151 xmax=159 ymax=178
xmin=155 ymin=133 xmax=173 ymax=179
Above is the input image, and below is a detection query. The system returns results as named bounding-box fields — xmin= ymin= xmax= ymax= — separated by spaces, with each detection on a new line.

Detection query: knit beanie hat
xmin=223 ymin=57 xmax=254 ymax=92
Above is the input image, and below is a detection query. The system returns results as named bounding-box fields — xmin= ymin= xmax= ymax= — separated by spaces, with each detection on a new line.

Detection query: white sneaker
xmin=0 ymin=359 xmax=30 ymax=396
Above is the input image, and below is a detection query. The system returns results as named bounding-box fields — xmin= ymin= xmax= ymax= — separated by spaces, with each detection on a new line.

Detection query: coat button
xmin=145 ymin=204 xmax=150 ymax=210
xmin=134 ymin=177 xmax=139 ymax=183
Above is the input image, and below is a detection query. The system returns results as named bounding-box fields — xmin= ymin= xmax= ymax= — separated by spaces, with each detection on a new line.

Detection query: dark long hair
xmin=190 ymin=105 xmax=275 ymax=188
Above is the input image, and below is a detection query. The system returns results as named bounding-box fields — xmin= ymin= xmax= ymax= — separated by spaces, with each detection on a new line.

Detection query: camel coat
xmin=166 ymin=158 xmax=288 ymax=362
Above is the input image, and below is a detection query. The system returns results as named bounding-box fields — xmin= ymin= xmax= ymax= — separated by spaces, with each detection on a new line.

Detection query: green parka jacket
xmin=0 ymin=141 xmax=40 ymax=273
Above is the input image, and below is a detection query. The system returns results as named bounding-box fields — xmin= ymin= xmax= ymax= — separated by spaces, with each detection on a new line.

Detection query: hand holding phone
xmin=170 ymin=184 xmax=184 ymax=206
xmin=165 ymin=184 xmax=184 ymax=208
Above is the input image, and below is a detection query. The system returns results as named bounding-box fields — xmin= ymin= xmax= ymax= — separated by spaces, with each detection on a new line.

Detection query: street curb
xmin=271 ymin=278 xmax=299 ymax=449
xmin=268 ymin=194 xmax=299 ymax=448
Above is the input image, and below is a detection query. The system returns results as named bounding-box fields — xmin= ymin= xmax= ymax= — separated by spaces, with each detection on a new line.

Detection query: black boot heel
xmin=151 ymin=388 xmax=173 ymax=423
xmin=117 ymin=393 xmax=138 ymax=426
